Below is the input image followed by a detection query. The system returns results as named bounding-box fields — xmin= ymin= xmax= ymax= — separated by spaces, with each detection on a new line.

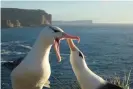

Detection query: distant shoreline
xmin=1 ymin=23 xmax=133 ymax=29
xmin=52 ymin=23 xmax=133 ymax=27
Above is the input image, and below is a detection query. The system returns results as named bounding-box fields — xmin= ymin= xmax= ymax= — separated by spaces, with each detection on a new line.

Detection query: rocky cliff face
xmin=1 ymin=8 xmax=52 ymax=28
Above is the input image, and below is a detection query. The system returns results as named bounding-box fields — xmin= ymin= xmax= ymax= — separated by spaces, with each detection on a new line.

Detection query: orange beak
xmin=67 ymin=39 xmax=77 ymax=51
xmin=54 ymin=33 xmax=80 ymax=62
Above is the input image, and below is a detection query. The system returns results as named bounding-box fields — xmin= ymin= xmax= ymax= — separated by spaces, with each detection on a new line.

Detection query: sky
xmin=1 ymin=1 xmax=133 ymax=23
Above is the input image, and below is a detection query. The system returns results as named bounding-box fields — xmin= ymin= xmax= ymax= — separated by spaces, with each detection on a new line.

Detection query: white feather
xmin=11 ymin=27 xmax=54 ymax=89
xmin=69 ymin=47 xmax=106 ymax=89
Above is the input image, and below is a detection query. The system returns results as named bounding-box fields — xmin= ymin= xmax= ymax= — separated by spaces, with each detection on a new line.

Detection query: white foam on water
xmin=1 ymin=49 xmax=26 ymax=55
xmin=10 ymin=41 xmax=22 ymax=44
xmin=1 ymin=41 xmax=26 ymax=45
xmin=19 ymin=44 xmax=32 ymax=49
xmin=1 ymin=60 xmax=13 ymax=63
xmin=1 ymin=42 xmax=9 ymax=46
xmin=1 ymin=50 xmax=11 ymax=55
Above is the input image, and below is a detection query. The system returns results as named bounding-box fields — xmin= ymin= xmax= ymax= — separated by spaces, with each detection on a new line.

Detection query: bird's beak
xmin=67 ymin=39 xmax=77 ymax=51
xmin=63 ymin=33 xmax=80 ymax=42
xmin=54 ymin=33 xmax=80 ymax=62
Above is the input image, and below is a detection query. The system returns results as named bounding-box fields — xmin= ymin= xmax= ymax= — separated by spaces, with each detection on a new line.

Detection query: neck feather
xmin=70 ymin=56 xmax=105 ymax=89
xmin=26 ymin=35 xmax=52 ymax=62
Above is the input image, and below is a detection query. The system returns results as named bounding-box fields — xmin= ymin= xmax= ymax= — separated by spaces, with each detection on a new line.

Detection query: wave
xmin=50 ymin=53 xmax=70 ymax=56
xmin=60 ymin=53 xmax=70 ymax=56
xmin=1 ymin=49 xmax=70 ymax=56
xmin=128 ymin=43 xmax=133 ymax=47
xmin=2 ymin=41 xmax=31 ymax=49
xmin=1 ymin=49 xmax=26 ymax=55
xmin=9 ymin=41 xmax=21 ymax=44
xmin=1 ymin=41 xmax=32 ymax=55
xmin=1 ymin=60 xmax=14 ymax=63
xmin=2 ymin=41 xmax=21 ymax=44
xmin=1 ymin=41 xmax=27 ymax=46
xmin=1 ymin=50 xmax=11 ymax=55
xmin=19 ymin=44 xmax=32 ymax=49
xmin=1 ymin=42 xmax=9 ymax=46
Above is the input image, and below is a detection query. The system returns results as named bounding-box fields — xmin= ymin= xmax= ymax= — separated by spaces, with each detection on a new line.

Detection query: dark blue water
xmin=1 ymin=25 xmax=133 ymax=89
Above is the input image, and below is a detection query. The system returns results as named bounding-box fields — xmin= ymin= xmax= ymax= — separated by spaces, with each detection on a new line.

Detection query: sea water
xmin=1 ymin=25 xmax=133 ymax=89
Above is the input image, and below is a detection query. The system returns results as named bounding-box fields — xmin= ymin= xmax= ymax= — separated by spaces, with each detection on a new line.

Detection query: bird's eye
xmin=53 ymin=29 xmax=60 ymax=32
xmin=49 ymin=27 xmax=60 ymax=32
xmin=79 ymin=51 xmax=83 ymax=58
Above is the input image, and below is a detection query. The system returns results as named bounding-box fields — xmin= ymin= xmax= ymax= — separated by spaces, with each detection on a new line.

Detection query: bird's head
xmin=67 ymin=39 xmax=85 ymax=64
xmin=40 ymin=25 xmax=80 ymax=62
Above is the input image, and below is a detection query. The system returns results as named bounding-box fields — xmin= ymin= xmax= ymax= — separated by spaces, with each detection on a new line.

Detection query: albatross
xmin=67 ymin=39 xmax=123 ymax=89
xmin=10 ymin=25 xmax=80 ymax=89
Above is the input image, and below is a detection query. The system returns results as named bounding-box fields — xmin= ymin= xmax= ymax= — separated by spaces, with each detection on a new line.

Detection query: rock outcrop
xmin=1 ymin=8 xmax=52 ymax=28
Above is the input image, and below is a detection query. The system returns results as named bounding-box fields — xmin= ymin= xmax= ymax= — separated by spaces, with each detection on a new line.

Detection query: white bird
xmin=67 ymin=39 xmax=123 ymax=89
xmin=10 ymin=25 xmax=79 ymax=89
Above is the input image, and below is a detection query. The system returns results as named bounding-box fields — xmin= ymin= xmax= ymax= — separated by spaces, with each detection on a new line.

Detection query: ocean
xmin=1 ymin=25 xmax=133 ymax=89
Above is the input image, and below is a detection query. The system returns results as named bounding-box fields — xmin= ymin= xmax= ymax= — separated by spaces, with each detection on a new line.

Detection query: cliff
xmin=1 ymin=8 xmax=52 ymax=28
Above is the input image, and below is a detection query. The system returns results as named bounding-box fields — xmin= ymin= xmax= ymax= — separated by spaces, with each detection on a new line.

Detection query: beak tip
xmin=58 ymin=60 xmax=61 ymax=62
xmin=78 ymin=38 xmax=80 ymax=43
xmin=77 ymin=36 xmax=80 ymax=43
xmin=58 ymin=58 xmax=62 ymax=62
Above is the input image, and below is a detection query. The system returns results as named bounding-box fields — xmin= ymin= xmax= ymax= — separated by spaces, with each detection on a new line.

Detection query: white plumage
xmin=67 ymin=39 xmax=106 ymax=89
xmin=10 ymin=26 xmax=79 ymax=89
xmin=11 ymin=26 xmax=53 ymax=89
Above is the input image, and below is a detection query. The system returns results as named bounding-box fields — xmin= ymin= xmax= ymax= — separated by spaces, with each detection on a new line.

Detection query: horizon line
xmin=52 ymin=20 xmax=133 ymax=24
